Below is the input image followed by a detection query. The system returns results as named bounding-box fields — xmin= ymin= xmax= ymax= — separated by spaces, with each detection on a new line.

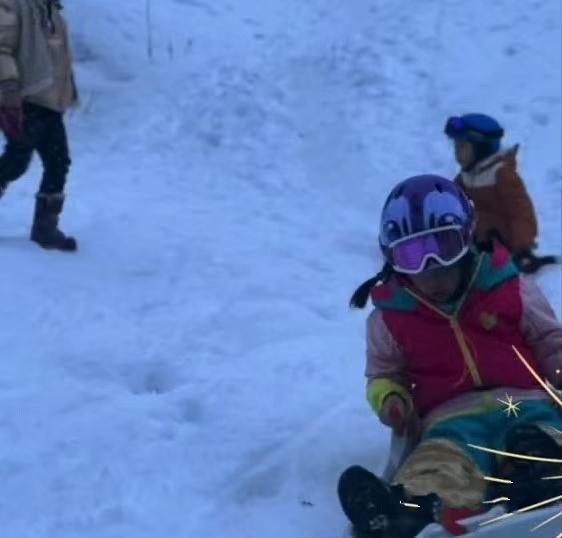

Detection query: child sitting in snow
xmin=444 ymin=113 xmax=543 ymax=273
xmin=338 ymin=175 xmax=562 ymax=538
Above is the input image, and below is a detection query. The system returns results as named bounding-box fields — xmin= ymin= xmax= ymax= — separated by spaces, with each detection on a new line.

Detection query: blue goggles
xmin=444 ymin=116 xmax=504 ymax=142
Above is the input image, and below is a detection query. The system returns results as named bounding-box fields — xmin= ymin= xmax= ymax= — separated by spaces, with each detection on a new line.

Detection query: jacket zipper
xmin=449 ymin=317 xmax=482 ymax=387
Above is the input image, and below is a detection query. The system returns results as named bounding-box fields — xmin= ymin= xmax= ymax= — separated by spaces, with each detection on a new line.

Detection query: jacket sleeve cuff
xmin=367 ymin=379 xmax=413 ymax=413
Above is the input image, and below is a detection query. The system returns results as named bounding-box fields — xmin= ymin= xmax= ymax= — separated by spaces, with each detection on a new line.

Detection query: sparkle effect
xmin=483 ymin=496 xmax=511 ymax=505
xmin=484 ymin=476 xmax=513 ymax=485
xmin=468 ymin=445 xmax=562 ymax=464
xmin=471 ymin=346 xmax=562 ymax=535
xmin=400 ymin=501 xmax=421 ymax=509
xmin=498 ymin=393 xmax=522 ymax=418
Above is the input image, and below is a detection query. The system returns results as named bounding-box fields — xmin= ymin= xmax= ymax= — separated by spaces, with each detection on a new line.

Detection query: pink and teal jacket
xmin=366 ymin=244 xmax=562 ymax=427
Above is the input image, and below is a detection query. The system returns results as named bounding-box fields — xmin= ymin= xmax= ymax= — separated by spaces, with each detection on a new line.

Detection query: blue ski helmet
xmin=445 ymin=113 xmax=504 ymax=160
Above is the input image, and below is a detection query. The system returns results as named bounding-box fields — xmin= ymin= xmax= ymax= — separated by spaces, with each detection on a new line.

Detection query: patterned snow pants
xmin=392 ymin=399 xmax=562 ymax=509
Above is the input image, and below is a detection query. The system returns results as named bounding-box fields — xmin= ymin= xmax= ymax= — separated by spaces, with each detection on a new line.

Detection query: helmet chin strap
xmin=448 ymin=251 xmax=475 ymax=303
xmin=462 ymin=141 xmax=499 ymax=172
xmin=460 ymin=146 xmax=479 ymax=172
xmin=461 ymin=159 xmax=478 ymax=173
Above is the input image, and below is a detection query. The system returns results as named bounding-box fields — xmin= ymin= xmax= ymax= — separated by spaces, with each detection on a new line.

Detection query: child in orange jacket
xmin=444 ymin=114 xmax=541 ymax=273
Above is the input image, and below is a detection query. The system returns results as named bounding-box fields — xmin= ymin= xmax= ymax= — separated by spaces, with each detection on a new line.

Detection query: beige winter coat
xmin=0 ymin=0 xmax=77 ymax=112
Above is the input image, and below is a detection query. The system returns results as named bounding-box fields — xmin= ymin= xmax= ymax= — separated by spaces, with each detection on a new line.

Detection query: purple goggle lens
xmin=390 ymin=227 xmax=467 ymax=274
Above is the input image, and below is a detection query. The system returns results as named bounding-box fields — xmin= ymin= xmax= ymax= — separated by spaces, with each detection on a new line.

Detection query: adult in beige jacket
xmin=0 ymin=0 xmax=78 ymax=251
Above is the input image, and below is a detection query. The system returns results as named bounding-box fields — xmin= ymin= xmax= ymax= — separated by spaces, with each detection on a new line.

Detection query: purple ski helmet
xmin=379 ymin=175 xmax=475 ymax=274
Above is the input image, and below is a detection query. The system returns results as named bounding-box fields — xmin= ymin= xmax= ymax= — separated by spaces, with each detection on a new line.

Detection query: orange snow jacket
xmin=454 ymin=146 xmax=538 ymax=254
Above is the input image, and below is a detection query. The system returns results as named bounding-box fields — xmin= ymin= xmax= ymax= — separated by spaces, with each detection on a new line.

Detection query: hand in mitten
xmin=0 ymin=91 xmax=24 ymax=141
xmin=513 ymin=250 xmax=538 ymax=274
xmin=379 ymin=393 xmax=420 ymax=437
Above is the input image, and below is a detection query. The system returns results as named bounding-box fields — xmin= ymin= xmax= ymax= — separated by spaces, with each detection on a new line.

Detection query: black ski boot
xmin=513 ymin=251 xmax=560 ymax=274
xmin=30 ymin=193 xmax=77 ymax=251
xmin=494 ymin=424 xmax=562 ymax=510
xmin=337 ymin=466 xmax=440 ymax=538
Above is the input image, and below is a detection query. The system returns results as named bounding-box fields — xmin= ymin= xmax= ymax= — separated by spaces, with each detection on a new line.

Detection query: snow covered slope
xmin=0 ymin=0 xmax=559 ymax=537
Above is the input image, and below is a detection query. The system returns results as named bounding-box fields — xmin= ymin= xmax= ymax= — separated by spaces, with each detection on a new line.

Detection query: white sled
xmin=382 ymin=432 xmax=562 ymax=537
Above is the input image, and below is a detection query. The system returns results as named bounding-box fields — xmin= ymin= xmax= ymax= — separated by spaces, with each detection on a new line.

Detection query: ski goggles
xmin=388 ymin=226 xmax=469 ymax=274
xmin=444 ymin=116 xmax=504 ymax=142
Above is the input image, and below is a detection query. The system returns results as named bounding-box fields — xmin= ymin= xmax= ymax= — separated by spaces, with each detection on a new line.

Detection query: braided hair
xmin=349 ymin=262 xmax=395 ymax=309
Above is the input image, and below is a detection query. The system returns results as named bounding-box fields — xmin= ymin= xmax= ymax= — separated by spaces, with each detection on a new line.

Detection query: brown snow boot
xmin=30 ymin=193 xmax=77 ymax=251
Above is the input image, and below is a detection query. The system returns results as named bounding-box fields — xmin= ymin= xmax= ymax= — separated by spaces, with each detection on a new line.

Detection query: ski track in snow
xmin=0 ymin=0 xmax=559 ymax=536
